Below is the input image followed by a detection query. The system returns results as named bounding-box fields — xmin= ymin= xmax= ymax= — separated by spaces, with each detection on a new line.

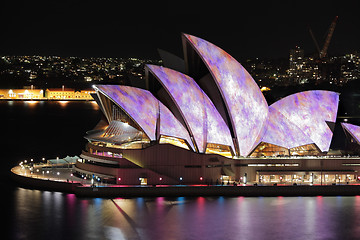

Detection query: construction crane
xmin=309 ymin=27 xmax=321 ymax=55
xmin=309 ymin=16 xmax=338 ymax=59
xmin=320 ymin=16 xmax=338 ymax=58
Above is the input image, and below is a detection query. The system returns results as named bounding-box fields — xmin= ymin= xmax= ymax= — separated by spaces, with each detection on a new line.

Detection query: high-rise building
xmin=288 ymin=47 xmax=320 ymax=84
xmin=288 ymin=46 xmax=305 ymax=84
xmin=341 ymin=53 xmax=360 ymax=83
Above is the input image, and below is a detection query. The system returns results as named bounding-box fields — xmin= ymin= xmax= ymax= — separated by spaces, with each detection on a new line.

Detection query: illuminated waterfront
xmin=0 ymin=88 xmax=95 ymax=100
xmin=3 ymin=101 xmax=360 ymax=239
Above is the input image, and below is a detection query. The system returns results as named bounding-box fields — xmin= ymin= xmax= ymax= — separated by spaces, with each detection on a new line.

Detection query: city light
xmin=6 ymin=32 xmax=360 ymax=189
xmin=4 ymin=6 xmax=360 ymax=240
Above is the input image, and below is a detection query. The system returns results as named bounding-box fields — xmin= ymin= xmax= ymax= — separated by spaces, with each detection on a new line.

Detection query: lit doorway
xmin=139 ymin=177 xmax=147 ymax=185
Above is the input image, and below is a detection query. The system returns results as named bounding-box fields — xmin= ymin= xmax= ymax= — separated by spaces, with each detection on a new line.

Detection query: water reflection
xmin=11 ymin=187 xmax=360 ymax=240
xmin=58 ymin=101 xmax=69 ymax=108
xmin=24 ymin=100 xmax=40 ymax=107
xmin=89 ymin=100 xmax=100 ymax=110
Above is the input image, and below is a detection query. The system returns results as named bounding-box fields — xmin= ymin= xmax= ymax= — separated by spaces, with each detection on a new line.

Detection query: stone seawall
xmin=10 ymin=168 xmax=81 ymax=193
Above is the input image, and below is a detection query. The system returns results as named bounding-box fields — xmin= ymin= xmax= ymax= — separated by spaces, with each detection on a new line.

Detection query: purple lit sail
xmin=262 ymin=106 xmax=314 ymax=149
xmin=94 ymin=85 xmax=158 ymax=140
xmin=94 ymin=85 xmax=195 ymax=150
xmin=147 ymin=65 xmax=235 ymax=153
xmin=183 ymin=34 xmax=268 ymax=156
xmin=341 ymin=123 xmax=360 ymax=145
xmin=270 ymin=90 xmax=339 ymax=152
xmin=159 ymin=101 xmax=195 ymax=151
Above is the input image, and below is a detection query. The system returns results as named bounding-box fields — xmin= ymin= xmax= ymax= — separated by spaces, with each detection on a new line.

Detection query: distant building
xmin=0 ymin=87 xmax=95 ymax=100
xmin=75 ymin=90 xmax=96 ymax=100
xmin=45 ymin=88 xmax=75 ymax=99
xmin=288 ymin=46 xmax=304 ymax=83
xmin=341 ymin=53 xmax=360 ymax=83
xmin=0 ymin=89 xmax=44 ymax=99
xmin=288 ymin=47 xmax=320 ymax=84
xmin=45 ymin=88 xmax=95 ymax=100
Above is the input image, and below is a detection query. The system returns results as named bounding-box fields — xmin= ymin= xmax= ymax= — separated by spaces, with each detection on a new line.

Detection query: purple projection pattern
xmin=159 ymin=101 xmax=195 ymax=151
xmin=184 ymin=34 xmax=268 ymax=156
xmin=147 ymin=65 xmax=234 ymax=153
xmin=262 ymin=106 xmax=314 ymax=149
xmin=95 ymin=85 xmax=158 ymax=140
xmin=341 ymin=123 xmax=360 ymax=145
xmin=94 ymin=34 xmax=341 ymax=157
xmin=270 ymin=90 xmax=339 ymax=152
xmin=95 ymin=85 xmax=194 ymax=150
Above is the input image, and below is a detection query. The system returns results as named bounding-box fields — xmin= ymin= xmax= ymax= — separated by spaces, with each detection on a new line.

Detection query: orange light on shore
xmin=25 ymin=101 xmax=38 ymax=104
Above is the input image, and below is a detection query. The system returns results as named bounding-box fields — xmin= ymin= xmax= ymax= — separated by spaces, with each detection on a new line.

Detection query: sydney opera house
xmin=74 ymin=34 xmax=360 ymax=185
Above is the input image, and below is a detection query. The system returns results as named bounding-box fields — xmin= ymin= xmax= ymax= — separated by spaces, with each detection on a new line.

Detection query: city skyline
xmin=1 ymin=1 xmax=359 ymax=60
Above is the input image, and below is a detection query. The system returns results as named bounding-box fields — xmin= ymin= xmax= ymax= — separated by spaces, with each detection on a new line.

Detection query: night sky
xmin=1 ymin=0 xmax=359 ymax=60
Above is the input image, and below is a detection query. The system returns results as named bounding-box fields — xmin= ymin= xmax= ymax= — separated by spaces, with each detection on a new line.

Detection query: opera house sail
xmin=182 ymin=34 xmax=269 ymax=157
xmin=73 ymin=33 xmax=360 ymax=186
xmin=146 ymin=64 xmax=235 ymax=156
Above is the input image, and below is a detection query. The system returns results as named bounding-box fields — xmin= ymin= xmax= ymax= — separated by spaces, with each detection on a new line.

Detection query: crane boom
xmin=308 ymin=26 xmax=321 ymax=56
xmin=319 ymin=16 xmax=338 ymax=59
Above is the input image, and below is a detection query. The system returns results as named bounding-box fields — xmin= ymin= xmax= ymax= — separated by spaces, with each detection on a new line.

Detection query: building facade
xmin=0 ymin=88 xmax=44 ymax=99
xmin=0 ymin=88 xmax=94 ymax=100
xmin=74 ymin=34 xmax=360 ymax=185
xmin=45 ymin=88 xmax=95 ymax=100
xmin=288 ymin=46 xmax=320 ymax=84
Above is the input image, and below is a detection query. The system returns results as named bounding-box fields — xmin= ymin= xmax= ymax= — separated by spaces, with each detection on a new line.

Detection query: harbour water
xmin=2 ymin=101 xmax=360 ymax=240
xmin=7 ymin=188 xmax=360 ymax=240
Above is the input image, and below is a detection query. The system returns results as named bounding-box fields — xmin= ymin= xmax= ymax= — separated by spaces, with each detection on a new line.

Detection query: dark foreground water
xmin=8 ymin=190 xmax=360 ymax=240
xmin=2 ymin=101 xmax=360 ymax=240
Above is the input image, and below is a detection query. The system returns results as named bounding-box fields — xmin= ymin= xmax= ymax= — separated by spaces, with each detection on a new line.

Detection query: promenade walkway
xmin=11 ymin=163 xmax=105 ymax=187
